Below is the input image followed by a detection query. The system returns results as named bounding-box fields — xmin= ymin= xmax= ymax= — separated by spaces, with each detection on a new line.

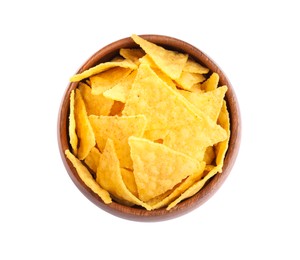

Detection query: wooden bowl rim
xmin=57 ymin=34 xmax=241 ymax=222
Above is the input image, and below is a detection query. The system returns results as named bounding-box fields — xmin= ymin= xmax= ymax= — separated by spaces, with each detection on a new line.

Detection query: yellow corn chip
xmin=103 ymin=70 xmax=137 ymax=103
xmin=167 ymin=165 xmax=222 ymax=210
xmin=97 ymin=139 xmax=151 ymax=210
xmin=183 ymin=58 xmax=209 ymax=74
xmin=84 ymin=146 xmax=101 ymax=174
xmin=89 ymin=114 xmax=147 ymax=169
xmin=123 ymin=64 xmax=206 ymax=130
xmin=215 ymin=100 xmax=230 ymax=170
xmin=74 ymin=89 xmax=96 ymax=160
xmin=78 ymin=82 xmax=114 ymax=116
xmin=69 ymin=89 xmax=78 ymax=155
xmin=65 ymin=149 xmax=112 ymax=204
xmin=179 ymin=85 xmax=228 ymax=122
xmin=202 ymin=72 xmax=219 ymax=91
xmin=150 ymin=161 xmax=206 ymax=209
xmin=120 ymin=168 xmax=138 ymax=197
xmin=203 ymin=146 xmax=215 ymax=165
xmin=90 ymin=67 xmax=132 ymax=95
xmin=175 ymin=71 xmax=206 ymax=90
xmin=109 ymin=101 xmax=125 ymax=116
xmin=131 ymin=34 xmax=188 ymax=80
xmin=119 ymin=48 xmax=145 ymax=65
xmin=70 ymin=58 xmax=137 ymax=82
xmin=128 ymin=136 xmax=202 ymax=202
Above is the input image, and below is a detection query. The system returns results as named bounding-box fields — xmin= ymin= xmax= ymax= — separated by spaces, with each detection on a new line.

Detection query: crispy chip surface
xmin=84 ymin=146 xmax=101 ymax=174
xmin=78 ymin=82 xmax=114 ymax=116
xmin=74 ymin=89 xmax=96 ymax=160
xmin=70 ymin=59 xmax=137 ymax=82
xmin=65 ymin=149 xmax=112 ymax=204
xmin=202 ymin=72 xmax=219 ymax=91
xmin=89 ymin=115 xmax=147 ymax=169
xmin=131 ymin=34 xmax=188 ymax=80
xmin=69 ymin=89 xmax=78 ymax=155
xmin=97 ymin=139 xmax=151 ymax=210
xmin=129 ymin=136 xmax=202 ymax=202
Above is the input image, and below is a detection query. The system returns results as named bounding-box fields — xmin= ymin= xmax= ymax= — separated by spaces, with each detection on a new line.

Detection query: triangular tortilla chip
xmin=84 ymin=146 xmax=101 ymax=174
xmin=89 ymin=115 xmax=147 ymax=169
xmin=103 ymin=70 xmax=137 ymax=103
xmin=65 ymin=149 xmax=112 ymax=204
xmin=70 ymin=58 xmax=137 ymax=82
xmin=215 ymin=100 xmax=230 ymax=170
xmin=69 ymin=89 xmax=78 ymax=155
xmin=74 ymin=89 xmax=96 ymax=160
xmin=119 ymin=48 xmax=145 ymax=65
xmin=179 ymin=85 xmax=228 ymax=122
xmin=97 ymin=139 xmax=151 ymax=210
xmin=128 ymin=136 xmax=202 ymax=202
xmin=183 ymin=58 xmax=209 ymax=74
xmin=150 ymin=161 xmax=206 ymax=209
xmin=175 ymin=71 xmax=206 ymax=90
xmin=78 ymin=82 xmax=114 ymax=116
xmin=90 ymin=67 xmax=132 ymax=95
xmin=123 ymin=64 xmax=205 ymax=130
xmin=167 ymin=165 xmax=222 ymax=210
xmin=131 ymin=34 xmax=188 ymax=80
xmin=201 ymin=72 xmax=219 ymax=91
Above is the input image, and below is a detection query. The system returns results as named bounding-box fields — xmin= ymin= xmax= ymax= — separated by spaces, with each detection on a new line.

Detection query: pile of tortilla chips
xmin=65 ymin=34 xmax=230 ymax=210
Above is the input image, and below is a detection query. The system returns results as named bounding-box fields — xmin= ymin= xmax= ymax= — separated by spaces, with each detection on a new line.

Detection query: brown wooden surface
xmin=57 ymin=35 xmax=241 ymax=222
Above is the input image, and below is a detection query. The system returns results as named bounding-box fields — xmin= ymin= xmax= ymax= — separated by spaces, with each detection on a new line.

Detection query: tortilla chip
xmin=70 ymin=58 xmax=137 ymax=82
xmin=167 ymin=165 xmax=222 ymax=210
xmin=128 ymin=136 xmax=202 ymax=202
xmin=179 ymin=85 xmax=228 ymax=122
xmin=123 ymin=64 xmax=205 ymax=131
xmin=74 ymin=89 xmax=96 ymax=160
xmin=97 ymin=139 xmax=151 ymax=210
xmin=89 ymin=114 xmax=147 ymax=169
xmin=131 ymin=34 xmax=188 ymax=80
xmin=78 ymin=82 xmax=114 ymax=116
xmin=103 ymin=70 xmax=137 ymax=103
xmin=120 ymin=168 xmax=138 ymax=197
xmin=65 ymin=149 xmax=112 ymax=204
xmin=69 ymin=89 xmax=78 ymax=155
xmin=119 ymin=48 xmax=145 ymax=65
xmin=84 ymin=146 xmax=101 ymax=174
xmin=90 ymin=67 xmax=132 ymax=95
xmin=215 ymin=100 xmax=230 ymax=170
xmin=109 ymin=101 xmax=125 ymax=116
xmin=175 ymin=71 xmax=206 ymax=90
xmin=202 ymin=72 xmax=219 ymax=91
xmin=183 ymin=58 xmax=209 ymax=74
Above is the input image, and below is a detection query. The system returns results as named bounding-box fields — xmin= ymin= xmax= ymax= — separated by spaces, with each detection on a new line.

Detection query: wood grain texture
xmin=57 ymin=35 xmax=241 ymax=222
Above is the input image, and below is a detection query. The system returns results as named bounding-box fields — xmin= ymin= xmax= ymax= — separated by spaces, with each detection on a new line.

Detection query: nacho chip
xmin=215 ymin=100 xmax=230 ymax=170
xmin=69 ymin=89 xmax=78 ymax=155
xmin=167 ymin=165 xmax=222 ymax=210
xmin=78 ymin=82 xmax=114 ymax=116
xmin=129 ymin=136 xmax=202 ymax=202
xmin=103 ymin=70 xmax=137 ymax=103
xmin=131 ymin=34 xmax=188 ymax=80
xmin=183 ymin=58 xmax=209 ymax=74
xmin=65 ymin=149 xmax=112 ymax=204
xmin=175 ymin=71 xmax=206 ymax=90
xmin=89 ymin=114 xmax=147 ymax=169
xmin=119 ymin=48 xmax=145 ymax=65
xmin=109 ymin=101 xmax=125 ymax=116
xmin=97 ymin=139 xmax=151 ymax=210
xmin=150 ymin=161 xmax=206 ymax=209
xmin=179 ymin=85 xmax=228 ymax=122
xmin=70 ymin=58 xmax=137 ymax=82
xmin=121 ymin=168 xmax=138 ymax=197
xmin=123 ymin=64 xmax=205 ymax=130
xmin=74 ymin=89 xmax=96 ymax=160
xmin=84 ymin=146 xmax=101 ymax=174
xmin=202 ymin=72 xmax=219 ymax=91
xmin=90 ymin=67 xmax=132 ymax=95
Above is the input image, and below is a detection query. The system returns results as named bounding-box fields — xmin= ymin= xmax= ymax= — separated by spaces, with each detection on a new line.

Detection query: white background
xmin=1 ymin=0 xmax=299 ymax=259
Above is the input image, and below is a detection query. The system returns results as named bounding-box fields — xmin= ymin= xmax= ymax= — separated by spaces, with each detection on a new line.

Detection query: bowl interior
xmin=58 ymin=35 xmax=241 ymax=222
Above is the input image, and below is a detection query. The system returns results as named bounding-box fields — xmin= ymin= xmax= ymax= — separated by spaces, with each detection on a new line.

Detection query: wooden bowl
xmin=57 ymin=35 xmax=241 ymax=222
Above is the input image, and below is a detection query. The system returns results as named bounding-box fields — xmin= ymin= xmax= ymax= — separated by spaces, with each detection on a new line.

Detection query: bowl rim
xmin=57 ymin=34 xmax=241 ymax=222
